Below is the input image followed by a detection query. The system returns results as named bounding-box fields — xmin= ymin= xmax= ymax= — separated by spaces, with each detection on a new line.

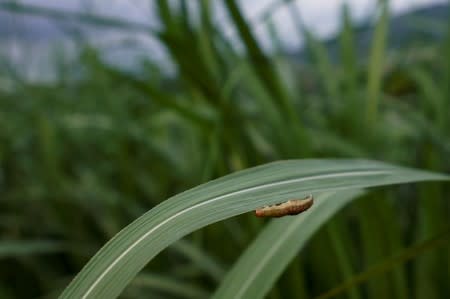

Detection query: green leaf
xmin=366 ymin=0 xmax=389 ymax=124
xmin=59 ymin=159 xmax=448 ymax=299
xmin=128 ymin=272 xmax=209 ymax=299
xmin=211 ymin=190 xmax=364 ymax=299
xmin=170 ymin=239 xmax=225 ymax=282
xmin=0 ymin=240 xmax=64 ymax=259
xmin=315 ymin=228 xmax=450 ymax=299
xmin=223 ymin=0 xmax=295 ymax=122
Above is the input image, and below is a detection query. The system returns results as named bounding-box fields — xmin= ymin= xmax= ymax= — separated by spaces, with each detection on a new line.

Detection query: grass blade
xmin=128 ymin=272 xmax=209 ymax=299
xmin=315 ymin=228 xmax=450 ymax=299
xmin=170 ymin=239 xmax=225 ymax=282
xmin=0 ymin=240 xmax=64 ymax=259
xmin=211 ymin=190 xmax=364 ymax=299
xmin=366 ymin=0 xmax=389 ymax=125
xmin=223 ymin=0 xmax=294 ymax=120
xmin=59 ymin=159 xmax=448 ymax=299
xmin=327 ymin=220 xmax=362 ymax=299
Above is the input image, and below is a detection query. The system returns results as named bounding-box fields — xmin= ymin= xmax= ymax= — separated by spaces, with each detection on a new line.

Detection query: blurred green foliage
xmin=0 ymin=1 xmax=449 ymax=298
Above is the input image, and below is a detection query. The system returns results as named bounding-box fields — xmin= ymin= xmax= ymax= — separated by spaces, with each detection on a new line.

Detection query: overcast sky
xmin=239 ymin=0 xmax=447 ymax=49
xmin=3 ymin=0 xmax=447 ymax=43
xmin=0 ymin=0 xmax=447 ymax=79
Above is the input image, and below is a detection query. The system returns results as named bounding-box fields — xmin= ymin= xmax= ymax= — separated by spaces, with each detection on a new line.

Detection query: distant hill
xmin=290 ymin=3 xmax=449 ymax=63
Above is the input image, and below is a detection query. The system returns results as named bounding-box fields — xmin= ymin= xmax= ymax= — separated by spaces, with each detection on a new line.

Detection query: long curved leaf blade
xmin=128 ymin=272 xmax=209 ymax=299
xmin=59 ymin=159 xmax=448 ymax=299
xmin=211 ymin=190 xmax=364 ymax=299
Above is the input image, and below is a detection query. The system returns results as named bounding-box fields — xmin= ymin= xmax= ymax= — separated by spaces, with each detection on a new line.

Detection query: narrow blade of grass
xmin=366 ymin=0 xmax=389 ymax=125
xmin=211 ymin=190 xmax=364 ymax=299
xmin=59 ymin=159 xmax=448 ymax=299
xmin=327 ymin=220 xmax=362 ymax=299
xmin=170 ymin=239 xmax=225 ymax=282
xmin=127 ymin=272 xmax=209 ymax=299
xmin=314 ymin=228 xmax=450 ymax=299
xmin=0 ymin=240 xmax=64 ymax=259
xmin=223 ymin=0 xmax=294 ymax=120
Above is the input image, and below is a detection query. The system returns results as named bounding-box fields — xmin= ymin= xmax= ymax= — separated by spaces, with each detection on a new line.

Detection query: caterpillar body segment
xmin=255 ymin=195 xmax=314 ymax=217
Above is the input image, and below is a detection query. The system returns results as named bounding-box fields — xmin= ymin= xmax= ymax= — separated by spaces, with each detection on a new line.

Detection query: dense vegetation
xmin=0 ymin=1 xmax=449 ymax=298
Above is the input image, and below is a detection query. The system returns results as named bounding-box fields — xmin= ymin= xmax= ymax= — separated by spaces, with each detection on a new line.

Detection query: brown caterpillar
xmin=255 ymin=195 xmax=314 ymax=217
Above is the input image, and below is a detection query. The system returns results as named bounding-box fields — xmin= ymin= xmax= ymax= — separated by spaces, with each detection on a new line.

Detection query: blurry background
xmin=0 ymin=0 xmax=449 ymax=298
